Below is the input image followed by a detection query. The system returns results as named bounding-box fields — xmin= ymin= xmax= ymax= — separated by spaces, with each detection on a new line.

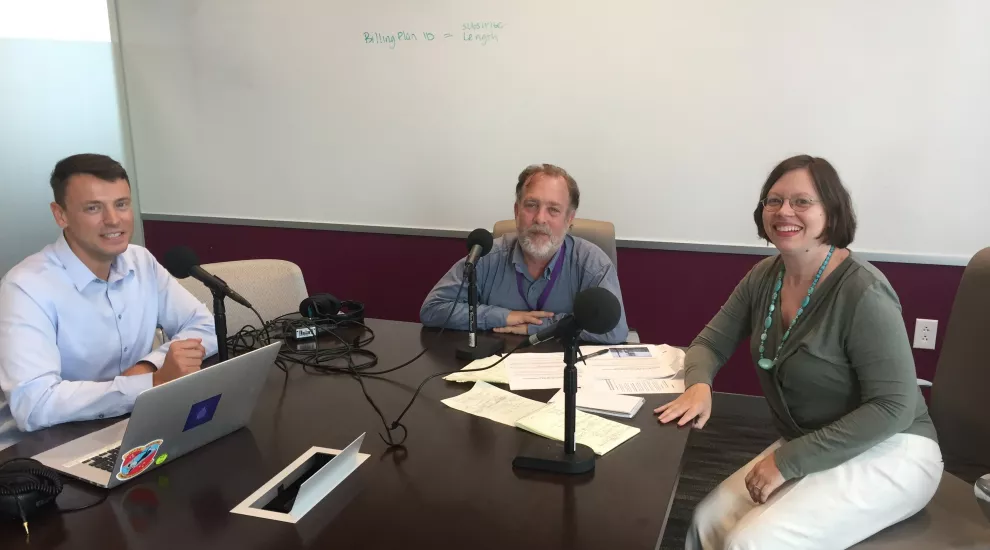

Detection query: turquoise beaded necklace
xmin=757 ymin=245 xmax=835 ymax=370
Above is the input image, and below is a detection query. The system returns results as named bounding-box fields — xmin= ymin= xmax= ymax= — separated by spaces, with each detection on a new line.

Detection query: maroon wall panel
xmin=144 ymin=221 xmax=963 ymax=395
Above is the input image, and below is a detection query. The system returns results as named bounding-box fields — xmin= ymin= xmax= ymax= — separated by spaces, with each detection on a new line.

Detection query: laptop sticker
xmin=116 ymin=439 xmax=164 ymax=481
xmin=183 ymin=394 xmax=222 ymax=432
xmin=155 ymin=453 xmax=169 ymax=465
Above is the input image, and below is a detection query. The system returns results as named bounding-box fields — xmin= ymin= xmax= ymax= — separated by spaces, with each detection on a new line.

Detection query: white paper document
xmin=589 ymin=378 xmax=685 ymax=394
xmin=515 ymin=401 xmax=641 ymax=456
xmin=440 ymin=381 xmax=546 ymax=427
xmin=443 ymin=355 xmax=510 ymax=385
xmin=507 ymin=351 xmax=587 ymax=390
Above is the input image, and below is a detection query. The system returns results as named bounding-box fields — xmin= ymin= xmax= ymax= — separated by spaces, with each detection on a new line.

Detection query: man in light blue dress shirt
xmin=0 ymin=154 xmax=217 ymax=450
xmin=420 ymin=164 xmax=628 ymax=344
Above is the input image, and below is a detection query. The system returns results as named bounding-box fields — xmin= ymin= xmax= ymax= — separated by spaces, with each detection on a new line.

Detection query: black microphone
xmin=162 ymin=246 xmax=253 ymax=308
xmin=465 ymin=228 xmax=494 ymax=271
xmin=521 ymin=287 xmax=621 ymax=348
xmin=454 ymin=228 xmax=504 ymax=359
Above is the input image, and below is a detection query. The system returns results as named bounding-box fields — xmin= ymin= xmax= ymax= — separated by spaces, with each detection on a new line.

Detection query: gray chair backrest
xmin=930 ymin=246 xmax=990 ymax=483
xmin=176 ymin=259 xmax=309 ymax=335
xmin=492 ymin=218 xmax=618 ymax=269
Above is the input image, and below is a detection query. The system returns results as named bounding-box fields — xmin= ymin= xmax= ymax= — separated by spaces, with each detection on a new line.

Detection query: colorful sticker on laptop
xmin=116 ymin=439 xmax=164 ymax=481
xmin=155 ymin=453 xmax=168 ymax=465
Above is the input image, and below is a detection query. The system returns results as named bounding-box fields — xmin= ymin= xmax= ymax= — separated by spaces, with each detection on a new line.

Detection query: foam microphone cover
xmin=573 ymin=287 xmax=622 ymax=335
xmin=162 ymin=246 xmax=200 ymax=279
xmin=466 ymin=228 xmax=494 ymax=257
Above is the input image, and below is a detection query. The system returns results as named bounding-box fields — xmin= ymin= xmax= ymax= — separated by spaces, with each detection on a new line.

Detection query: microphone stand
xmin=512 ymin=329 xmax=595 ymax=474
xmin=455 ymin=263 xmax=505 ymax=360
xmin=211 ymin=289 xmax=229 ymax=363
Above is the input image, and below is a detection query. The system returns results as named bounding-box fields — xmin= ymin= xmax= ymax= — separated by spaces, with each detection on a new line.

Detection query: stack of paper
xmin=445 ymin=344 xmax=687 ymax=395
xmin=548 ymin=389 xmax=645 ymax=419
xmin=441 ymin=382 xmax=640 ymax=456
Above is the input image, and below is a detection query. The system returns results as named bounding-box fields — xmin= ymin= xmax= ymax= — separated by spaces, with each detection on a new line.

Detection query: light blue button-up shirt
xmin=420 ymin=234 xmax=628 ymax=344
xmin=0 ymin=235 xmax=217 ymax=446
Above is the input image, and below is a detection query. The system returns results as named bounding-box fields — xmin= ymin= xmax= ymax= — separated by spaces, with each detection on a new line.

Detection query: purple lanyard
xmin=516 ymin=241 xmax=566 ymax=311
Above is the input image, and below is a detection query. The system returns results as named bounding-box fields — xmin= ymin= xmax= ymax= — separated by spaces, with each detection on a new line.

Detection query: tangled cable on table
xmin=223 ymin=279 xmax=474 ymax=447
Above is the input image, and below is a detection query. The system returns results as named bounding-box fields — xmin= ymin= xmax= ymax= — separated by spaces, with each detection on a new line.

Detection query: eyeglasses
xmin=760 ymin=196 xmax=820 ymax=212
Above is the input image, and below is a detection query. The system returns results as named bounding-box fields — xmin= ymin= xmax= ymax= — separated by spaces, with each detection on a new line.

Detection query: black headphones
xmin=298 ymin=293 xmax=365 ymax=324
xmin=0 ymin=458 xmax=63 ymax=529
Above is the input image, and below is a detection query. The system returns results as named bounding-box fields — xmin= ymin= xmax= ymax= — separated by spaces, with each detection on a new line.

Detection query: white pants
xmin=686 ymin=433 xmax=943 ymax=550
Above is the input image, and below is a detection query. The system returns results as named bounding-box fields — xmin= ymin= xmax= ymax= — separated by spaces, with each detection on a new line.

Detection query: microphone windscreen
xmin=162 ymin=246 xmax=199 ymax=279
xmin=573 ymin=287 xmax=622 ymax=335
xmin=466 ymin=228 xmax=494 ymax=257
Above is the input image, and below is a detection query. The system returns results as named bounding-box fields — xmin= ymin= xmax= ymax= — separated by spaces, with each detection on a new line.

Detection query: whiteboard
xmin=115 ymin=0 xmax=990 ymax=262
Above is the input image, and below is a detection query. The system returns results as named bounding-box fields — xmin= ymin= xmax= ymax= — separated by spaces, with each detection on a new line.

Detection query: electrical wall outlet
xmin=913 ymin=319 xmax=938 ymax=350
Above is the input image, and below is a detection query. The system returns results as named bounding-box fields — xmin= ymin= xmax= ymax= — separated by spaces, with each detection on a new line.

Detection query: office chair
xmin=175 ymin=259 xmax=309 ymax=335
xmin=852 ymin=246 xmax=990 ymax=547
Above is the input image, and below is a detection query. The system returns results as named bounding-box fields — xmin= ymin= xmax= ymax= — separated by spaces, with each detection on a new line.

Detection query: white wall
xmin=0 ymin=0 xmax=137 ymax=275
xmin=116 ymin=0 xmax=990 ymax=264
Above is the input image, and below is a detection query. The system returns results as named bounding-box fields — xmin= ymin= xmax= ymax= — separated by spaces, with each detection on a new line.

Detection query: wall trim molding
xmin=141 ymin=213 xmax=971 ymax=267
xmin=107 ymin=0 xmax=146 ymax=246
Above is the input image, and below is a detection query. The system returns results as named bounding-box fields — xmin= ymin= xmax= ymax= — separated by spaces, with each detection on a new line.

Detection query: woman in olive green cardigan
xmin=657 ymin=155 xmax=942 ymax=550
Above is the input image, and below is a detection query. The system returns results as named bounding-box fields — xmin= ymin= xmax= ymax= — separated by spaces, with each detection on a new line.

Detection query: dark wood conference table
xmin=0 ymin=319 xmax=692 ymax=550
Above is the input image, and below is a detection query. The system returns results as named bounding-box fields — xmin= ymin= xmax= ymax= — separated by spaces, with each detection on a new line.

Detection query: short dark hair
xmin=515 ymin=164 xmax=580 ymax=212
xmin=754 ymin=155 xmax=857 ymax=248
xmin=50 ymin=154 xmax=129 ymax=206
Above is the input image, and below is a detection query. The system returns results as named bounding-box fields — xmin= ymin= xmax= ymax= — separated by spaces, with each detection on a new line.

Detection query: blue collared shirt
xmin=420 ymin=234 xmax=629 ymax=344
xmin=0 ymin=235 xmax=217 ymax=443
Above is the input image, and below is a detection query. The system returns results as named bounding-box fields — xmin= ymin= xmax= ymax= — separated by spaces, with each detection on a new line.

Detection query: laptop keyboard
xmin=84 ymin=447 xmax=121 ymax=472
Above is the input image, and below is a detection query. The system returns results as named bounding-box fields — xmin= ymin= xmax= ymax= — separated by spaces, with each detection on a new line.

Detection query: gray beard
xmin=518 ymin=231 xmax=563 ymax=261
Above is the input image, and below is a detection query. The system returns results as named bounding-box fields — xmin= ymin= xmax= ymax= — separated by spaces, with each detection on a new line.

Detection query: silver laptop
xmin=34 ymin=341 xmax=282 ymax=488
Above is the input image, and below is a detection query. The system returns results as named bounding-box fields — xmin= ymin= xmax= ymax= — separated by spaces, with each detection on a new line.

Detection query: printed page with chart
xmin=503 ymin=344 xmax=685 ymax=391
xmin=581 ymin=344 xmax=684 ymax=380
xmin=587 ymin=378 xmax=685 ymax=395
